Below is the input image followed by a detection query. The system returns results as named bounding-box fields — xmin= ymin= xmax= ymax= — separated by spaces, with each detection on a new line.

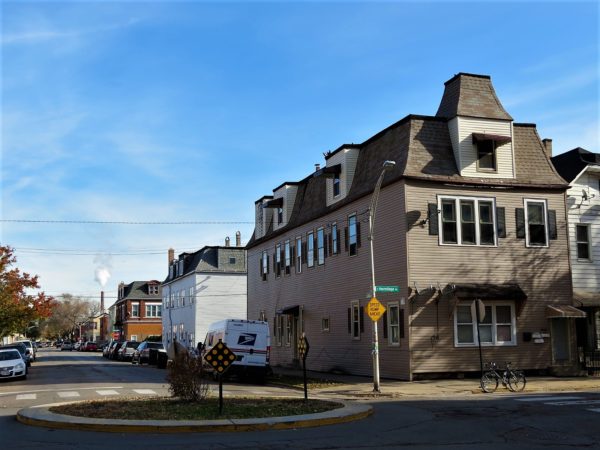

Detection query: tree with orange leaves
xmin=0 ymin=245 xmax=56 ymax=339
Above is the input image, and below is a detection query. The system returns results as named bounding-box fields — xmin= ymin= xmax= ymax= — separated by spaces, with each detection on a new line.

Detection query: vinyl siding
xmin=567 ymin=172 xmax=600 ymax=292
xmin=406 ymin=181 xmax=572 ymax=374
xmin=326 ymin=148 xmax=361 ymax=207
xmin=454 ymin=117 xmax=515 ymax=179
xmin=248 ymin=181 xmax=410 ymax=379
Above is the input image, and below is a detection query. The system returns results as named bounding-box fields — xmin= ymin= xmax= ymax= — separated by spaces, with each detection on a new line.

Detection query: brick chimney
xmin=100 ymin=291 xmax=105 ymax=314
xmin=236 ymin=231 xmax=241 ymax=247
xmin=542 ymin=138 xmax=553 ymax=158
xmin=168 ymin=248 xmax=175 ymax=265
xmin=225 ymin=237 xmax=230 ymax=247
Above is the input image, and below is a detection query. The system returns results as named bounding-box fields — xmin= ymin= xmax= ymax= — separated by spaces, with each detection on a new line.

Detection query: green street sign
xmin=375 ymin=285 xmax=400 ymax=293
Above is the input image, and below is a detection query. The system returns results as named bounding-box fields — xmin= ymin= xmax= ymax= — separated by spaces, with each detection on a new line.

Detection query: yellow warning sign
xmin=367 ymin=297 xmax=386 ymax=322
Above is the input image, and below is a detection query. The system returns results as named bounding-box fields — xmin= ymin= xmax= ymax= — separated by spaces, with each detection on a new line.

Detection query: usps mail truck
xmin=202 ymin=319 xmax=270 ymax=381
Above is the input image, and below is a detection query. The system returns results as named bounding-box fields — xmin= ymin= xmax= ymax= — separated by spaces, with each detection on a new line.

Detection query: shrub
xmin=166 ymin=351 xmax=209 ymax=402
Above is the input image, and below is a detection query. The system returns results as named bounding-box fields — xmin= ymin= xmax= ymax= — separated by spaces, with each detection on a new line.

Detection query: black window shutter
xmin=328 ymin=233 xmax=333 ymax=256
xmin=496 ymin=207 xmax=506 ymax=238
xmin=324 ymin=234 xmax=328 ymax=258
xmin=291 ymin=246 xmax=295 ymax=267
xmin=266 ymin=255 xmax=270 ymax=273
xmin=400 ymin=309 xmax=405 ymax=339
xmin=382 ymin=311 xmax=388 ymax=339
xmin=302 ymin=242 xmax=307 ymax=264
xmin=515 ymin=208 xmax=525 ymax=239
xmin=280 ymin=248 xmax=285 ymax=270
xmin=344 ymin=227 xmax=349 ymax=251
xmin=347 ymin=308 xmax=351 ymax=334
xmin=360 ymin=306 xmax=365 ymax=333
xmin=337 ymin=229 xmax=341 ymax=253
xmin=356 ymin=222 xmax=362 ymax=248
xmin=428 ymin=203 xmax=439 ymax=235
xmin=548 ymin=210 xmax=557 ymax=240
xmin=273 ymin=252 xmax=276 ymax=269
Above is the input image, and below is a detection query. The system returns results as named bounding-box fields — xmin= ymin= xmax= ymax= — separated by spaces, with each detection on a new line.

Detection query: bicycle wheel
xmin=508 ymin=371 xmax=526 ymax=392
xmin=480 ymin=372 xmax=499 ymax=393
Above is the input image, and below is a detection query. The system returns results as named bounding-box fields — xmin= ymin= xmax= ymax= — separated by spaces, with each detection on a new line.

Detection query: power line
xmin=2 ymin=219 xmax=254 ymax=225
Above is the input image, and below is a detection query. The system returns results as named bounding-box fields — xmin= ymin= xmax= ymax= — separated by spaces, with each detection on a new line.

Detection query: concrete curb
xmin=16 ymin=400 xmax=373 ymax=433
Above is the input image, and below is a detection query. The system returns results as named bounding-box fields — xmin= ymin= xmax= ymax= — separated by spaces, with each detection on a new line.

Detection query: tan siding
xmin=326 ymin=148 xmax=361 ymax=207
xmin=457 ymin=117 xmax=515 ymax=178
xmin=248 ymin=182 xmax=410 ymax=379
xmin=406 ymin=181 xmax=571 ymax=375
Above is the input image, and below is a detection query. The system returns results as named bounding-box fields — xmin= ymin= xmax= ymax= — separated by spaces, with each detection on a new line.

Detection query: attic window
xmin=472 ymin=133 xmax=511 ymax=172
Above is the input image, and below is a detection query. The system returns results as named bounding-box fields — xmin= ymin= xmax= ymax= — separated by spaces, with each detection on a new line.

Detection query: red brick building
xmin=112 ymin=280 xmax=162 ymax=341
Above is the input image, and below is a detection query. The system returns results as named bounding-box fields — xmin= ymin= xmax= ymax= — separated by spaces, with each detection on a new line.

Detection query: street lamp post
xmin=368 ymin=160 xmax=396 ymax=393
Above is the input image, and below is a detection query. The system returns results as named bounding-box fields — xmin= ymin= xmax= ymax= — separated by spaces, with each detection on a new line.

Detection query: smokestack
xmin=168 ymin=248 xmax=175 ymax=265
xmin=225 ymin=237 xmax=230 ymax=247
xmin=542 ymin=138 xmax=553 ymax=158
xmin=236 ymin=231 xmax=241 ymax=247
xmin=100 ymin=291 xmax=105 ymax=314
xmin=315 ymin=163 xmax=320 ymax=171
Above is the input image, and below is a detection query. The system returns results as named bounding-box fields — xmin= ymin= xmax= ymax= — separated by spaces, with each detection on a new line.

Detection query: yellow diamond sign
xmin=367 ymin=297 xmax=386 ymax=322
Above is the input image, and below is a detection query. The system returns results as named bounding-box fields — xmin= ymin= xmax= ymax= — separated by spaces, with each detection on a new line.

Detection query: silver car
xmin=0 ymin=349 xmax=27 ymax=381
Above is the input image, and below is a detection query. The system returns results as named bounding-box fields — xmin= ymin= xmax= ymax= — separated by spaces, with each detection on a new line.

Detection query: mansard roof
xmin=247 ymin=74 xmax=567 ymax=249
xmin=436 ymin=73 xmax=513 ymax=121
xmin=115 ymin=280 xmax=162 ymax=305
xmin=163 ymin=246 xmax=246 ymax=283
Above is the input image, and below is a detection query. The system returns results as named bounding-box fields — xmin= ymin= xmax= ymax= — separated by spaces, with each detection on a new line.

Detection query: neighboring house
xmin=246 ymin=72 xmax=582 ymax=380
xmin=112 ymin=280 xmax=163 ymax=342
xmin=551 ymin=147 xmax=600 ymax=367
xmin=161 ymin=234 xmax=247 ymax=351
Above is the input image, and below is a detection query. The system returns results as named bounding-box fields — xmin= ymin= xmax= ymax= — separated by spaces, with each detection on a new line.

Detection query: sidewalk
xmin=273 ymin=368 xmax=600 ymax=398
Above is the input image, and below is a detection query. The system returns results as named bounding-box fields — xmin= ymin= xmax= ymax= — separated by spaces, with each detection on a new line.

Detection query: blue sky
xmin=1 ymin=1 xmax=598 ymax=305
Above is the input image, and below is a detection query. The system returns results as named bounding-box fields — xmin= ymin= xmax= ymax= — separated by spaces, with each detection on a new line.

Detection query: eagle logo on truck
xmin=237 ymin=333 xmax=257 ymax=346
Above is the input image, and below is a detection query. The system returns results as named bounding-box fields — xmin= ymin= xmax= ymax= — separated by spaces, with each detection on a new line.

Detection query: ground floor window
xmin=387 ymin=303 xmax=401 ymax=345
xmin=351 ymin=300 xmax=361 ymax=340
xmin=454 ymin=302 xmax=516 ymax=347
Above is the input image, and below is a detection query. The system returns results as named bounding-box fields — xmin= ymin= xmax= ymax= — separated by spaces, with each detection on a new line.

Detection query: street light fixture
xmin=368 ymin=160 xmax=396 ymax=393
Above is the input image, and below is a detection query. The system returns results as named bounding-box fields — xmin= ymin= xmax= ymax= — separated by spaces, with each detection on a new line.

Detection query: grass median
xmin=49 ymin=397 xmax=342 ymax=421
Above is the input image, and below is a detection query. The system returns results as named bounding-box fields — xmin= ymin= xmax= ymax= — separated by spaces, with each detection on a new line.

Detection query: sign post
xmin=203 ymin=339 xmax=236 ymax=415
xmin=298 ymin=333 xmax=310 ymax=401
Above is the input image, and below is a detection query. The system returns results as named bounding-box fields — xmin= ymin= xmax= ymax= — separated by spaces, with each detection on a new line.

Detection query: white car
xmin=17 ymin=340 xmax=36 ymax=362
xmin=0 ymin=349 xmax=28 ymax=381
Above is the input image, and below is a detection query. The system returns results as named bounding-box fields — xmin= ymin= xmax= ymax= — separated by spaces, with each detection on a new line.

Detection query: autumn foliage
xmin=0 ymin=245 xmax=56 ymax=338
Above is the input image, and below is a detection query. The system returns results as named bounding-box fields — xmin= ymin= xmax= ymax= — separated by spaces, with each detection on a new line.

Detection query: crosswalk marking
xmin=96 ymin=390 xmax=119 ymax=396
xmin=16 ymin=394 xmax=36 ymax=400
xmin=514 ymin=396 xmax=582 ymax=402
xmin=57 ymin=391 xmax=80 ymax=398
xmin=133 ymin=389 xmax=156 ymax=395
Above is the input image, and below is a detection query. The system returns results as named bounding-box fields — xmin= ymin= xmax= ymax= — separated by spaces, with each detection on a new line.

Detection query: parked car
xmin=131 ymin=341 xmax=164 ymax=365
xmin=0 ymin=349 xmax=27 ymax=381
xmin=108 ymin=341 xmax=123 ymax=360
xmin=117 ymin=341 xmax=140 ymax=361
xmin=17 ymin=340 xmax=36 ymax=362
xmin=1 ymin=343 xmax=32 ymax=367
xmin=81 ymin=342 xmax=97 ymax=352
xmin=102 ymin=342 xmax=113 ymax=358
xmin=61 ymin=341 xmax=73 ymax=351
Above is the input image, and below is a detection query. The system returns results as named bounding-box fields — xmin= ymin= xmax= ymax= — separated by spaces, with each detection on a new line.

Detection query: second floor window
xmin=284 ymin=240 xmax=291 ymax=275
xmin=307 ymin=232 xmax=315 ymax=267
xmin=317 ymin=228 xmax=325 ymax=265
xmin=146 ymin=304 xmax=162 ymax=318
xmin=277 ymin=207 xmax=283 ymax=225
xmin=525 ymin=199 xmax=548 ymax=247
xmin=331 ymin=222 xmax=338 ymax=254
xmin=296 ymin=237 xmax=302 ymax=273
xmin=576 ymin=224 xmax=591 ymax=260
xmin=333 ymin=174 xmax=341 ymax=197
xmin=476 ymin=139 xmax=497 ymax=171
xmin=349 ymin=214 xmax=358 ymax=256
xmin=131 ymin=303 xmax=139 ymax=317
xmin=275 ymin=244 xmax=282 ymax=277
xmin=261 ymin=250 xmax=269 ymax=280
xmin=440 ymin=197 xmax=496 ymax=246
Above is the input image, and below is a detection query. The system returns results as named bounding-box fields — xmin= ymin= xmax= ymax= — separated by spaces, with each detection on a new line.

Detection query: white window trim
xmin=295 ymin=237 xmax=302 ymax=273
xmin=275 ymin=243 xmax=282 ymax=277
xmin=575 ymin=223 xmax=592 ymax=262
xmin=284 ymin=240 xmax=291 ymax=275
xmin=131 ymin=302 xmax=140 ymax=318
xmin=453 ymin=302 xmax=517 ymax=347
xmin=331 ymin=222 xmax=338 ymax=255
xmin=524 ymin=198 xmax=549 ymax=248
xmin=285 ymin=316 xmax=292 ymax=347
xmin=349 ymin=214 xmax=358 ymax=256
xmin=317 ymin=227 xmax=325 ymax=265
xmin=146 ymin=303 xmax=162 ymax=318
xmin=307 ymin=231 xmax=315 ymax=268
xmin=438 ymin=195 xmax=497 ymax=247
xmin=387 ymin=302 xmax=400 ymax=346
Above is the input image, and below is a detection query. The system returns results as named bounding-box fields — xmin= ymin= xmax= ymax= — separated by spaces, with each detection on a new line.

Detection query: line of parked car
xmin=0 ymin=339 xmax=37 ymax=381
xmin=102 ymin=340 xmax=165 ymax=365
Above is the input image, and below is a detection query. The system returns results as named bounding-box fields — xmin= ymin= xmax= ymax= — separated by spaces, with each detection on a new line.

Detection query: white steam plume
xmin=94 ymin=254 xmax=112 ymax=288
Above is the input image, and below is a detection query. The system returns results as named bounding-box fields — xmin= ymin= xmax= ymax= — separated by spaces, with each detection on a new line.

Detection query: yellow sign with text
xmin=367 ymin=297 xmax=386 ymax=322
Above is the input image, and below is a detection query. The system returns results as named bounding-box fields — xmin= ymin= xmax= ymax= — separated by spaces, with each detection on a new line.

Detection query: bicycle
xmin=480 ymin=362 xmax=526 ymax=393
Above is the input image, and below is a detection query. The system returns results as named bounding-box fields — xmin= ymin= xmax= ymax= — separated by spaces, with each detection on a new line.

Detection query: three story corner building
xmin=246 ymin=73 xmax=585 ymax=380
xmin=161 ymin=234 xmax=247 ymax=351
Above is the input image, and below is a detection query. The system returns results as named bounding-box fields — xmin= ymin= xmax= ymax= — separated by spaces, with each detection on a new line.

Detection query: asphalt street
xmin=1 ymin=348 xmax=599 ymax=449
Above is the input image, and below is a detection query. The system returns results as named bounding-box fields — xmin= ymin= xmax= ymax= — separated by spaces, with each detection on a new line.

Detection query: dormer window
xmin=148 ymin=284 xmax=159 ymax=295
xmin=472 ymin=133 xmax=511 ymax=173
xmin=333 ymin=174 xmax=341 ymax=197
xmin=277 ymin=207 xmax=283 ymax=225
